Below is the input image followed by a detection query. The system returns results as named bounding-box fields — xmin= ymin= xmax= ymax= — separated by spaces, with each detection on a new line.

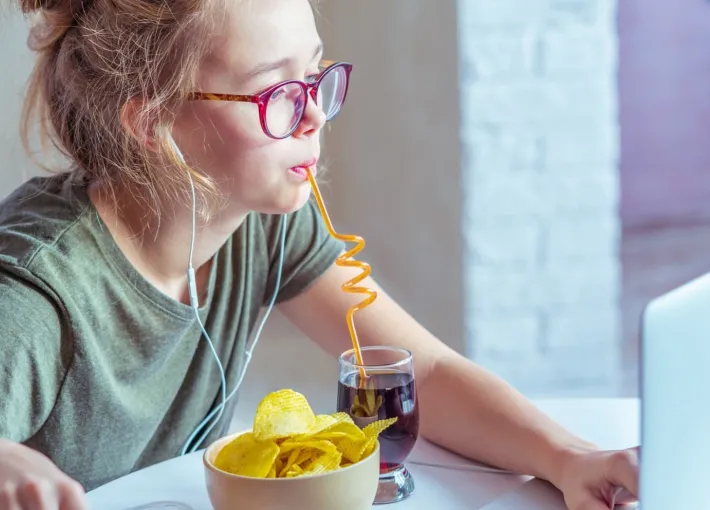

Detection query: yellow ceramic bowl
xmin=203 ymin=430 xmax=381 ymax=510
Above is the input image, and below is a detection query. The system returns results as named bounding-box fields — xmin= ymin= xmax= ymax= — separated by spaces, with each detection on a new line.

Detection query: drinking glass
xmin=337 ymin=346 xmax=419 ymax=504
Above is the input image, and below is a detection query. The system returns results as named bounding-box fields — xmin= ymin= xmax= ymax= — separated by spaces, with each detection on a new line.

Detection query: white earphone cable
xmin=170 ymin=138 xmax=285 ymax=456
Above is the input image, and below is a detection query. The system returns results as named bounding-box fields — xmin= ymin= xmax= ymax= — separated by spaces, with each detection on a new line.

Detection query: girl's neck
xmin=87 ymin=180 xmax=248 ymax=305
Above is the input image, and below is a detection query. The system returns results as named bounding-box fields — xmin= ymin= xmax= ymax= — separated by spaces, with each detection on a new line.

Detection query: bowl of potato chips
xmin=203 ymin=389 xmax=397 ymax=510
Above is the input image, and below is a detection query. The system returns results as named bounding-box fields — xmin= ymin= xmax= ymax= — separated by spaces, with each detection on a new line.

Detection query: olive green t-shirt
xmin=0 ymin=173 xmax=343 ymax=491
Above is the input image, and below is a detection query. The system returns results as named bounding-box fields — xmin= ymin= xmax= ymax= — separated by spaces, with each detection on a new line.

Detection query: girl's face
xmin=172 ymin=0 xmax=328 ymax=216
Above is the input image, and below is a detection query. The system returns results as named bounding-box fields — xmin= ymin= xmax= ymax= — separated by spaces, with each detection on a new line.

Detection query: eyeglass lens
xmin=264 ymin=65 xmax=348 ymax=138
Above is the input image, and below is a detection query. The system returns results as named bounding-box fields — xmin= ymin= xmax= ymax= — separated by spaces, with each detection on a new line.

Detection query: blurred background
xmin=2 ymin=0 xmax=709 ymax=416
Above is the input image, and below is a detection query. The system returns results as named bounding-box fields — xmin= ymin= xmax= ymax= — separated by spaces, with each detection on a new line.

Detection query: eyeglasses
xmin=187 ymin=60 xmax=353 ymax=139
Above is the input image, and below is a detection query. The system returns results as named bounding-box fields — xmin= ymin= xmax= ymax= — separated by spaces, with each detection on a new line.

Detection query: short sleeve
xmin=0 ymin=265 xmax=68 ymax=443
xmin=262 ymin=198 xmax=345 ymax=304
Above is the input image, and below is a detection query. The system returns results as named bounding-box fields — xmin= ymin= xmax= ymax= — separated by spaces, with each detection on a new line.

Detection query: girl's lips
xmin=288 ymin=165 xmax=316 ymax=180
xmin=288 ymin=158 xmax=317 ymax=179
xmin=291 ymin=158 xmax=317 ymax=170
xmin=300 ymin=158 xmax=318 ymax=168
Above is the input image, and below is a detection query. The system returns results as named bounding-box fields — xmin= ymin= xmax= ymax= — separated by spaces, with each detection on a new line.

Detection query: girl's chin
xmin=251 ymin=187 xmax=313 ymax=216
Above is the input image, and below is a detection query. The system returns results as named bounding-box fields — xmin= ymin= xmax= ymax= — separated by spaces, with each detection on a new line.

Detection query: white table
xmin=86 ymin=398 xmax=640 ymax=510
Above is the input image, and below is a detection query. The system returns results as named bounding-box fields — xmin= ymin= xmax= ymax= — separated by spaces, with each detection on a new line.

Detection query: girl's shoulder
xmin=0 ymin=172 xmax=92 ymax=270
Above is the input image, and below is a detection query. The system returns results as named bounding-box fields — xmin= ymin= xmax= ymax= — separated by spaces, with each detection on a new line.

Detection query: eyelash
xmin=305 ymin=71 xmax=320 ymax=83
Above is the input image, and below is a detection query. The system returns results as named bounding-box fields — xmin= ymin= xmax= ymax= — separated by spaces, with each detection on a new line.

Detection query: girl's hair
xmin=19 ymin=0 xmax=223 ymax=218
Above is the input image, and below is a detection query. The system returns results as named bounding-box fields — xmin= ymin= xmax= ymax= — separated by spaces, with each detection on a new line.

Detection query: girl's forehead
xmin=208 ymin=0 xmax=321 ymax=76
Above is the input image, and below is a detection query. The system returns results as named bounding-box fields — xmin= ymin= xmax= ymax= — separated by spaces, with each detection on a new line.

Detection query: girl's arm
xmin=277 ymin=262 xmax=598 ymax=489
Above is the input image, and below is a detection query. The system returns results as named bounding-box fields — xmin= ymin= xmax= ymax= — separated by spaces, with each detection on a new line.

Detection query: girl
xmin=0 ymin=0 xmax=639 ymax=508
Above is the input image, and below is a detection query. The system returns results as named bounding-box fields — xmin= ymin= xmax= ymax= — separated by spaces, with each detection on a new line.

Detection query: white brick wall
xmin=459 ymin=0 xmax=621 ymax=396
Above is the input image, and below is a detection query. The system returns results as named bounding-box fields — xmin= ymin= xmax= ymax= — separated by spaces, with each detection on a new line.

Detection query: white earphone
xmin=168 ymin=136 xmax=287 ymax=455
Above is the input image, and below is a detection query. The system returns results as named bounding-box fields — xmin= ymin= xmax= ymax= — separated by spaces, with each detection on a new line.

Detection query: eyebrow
xmin=244 ymin=42 xmax=324 ymax=80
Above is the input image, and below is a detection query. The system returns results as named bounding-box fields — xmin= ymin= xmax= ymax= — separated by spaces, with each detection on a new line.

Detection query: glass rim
xmin=338 ymin=345 xmax=413 ymax=369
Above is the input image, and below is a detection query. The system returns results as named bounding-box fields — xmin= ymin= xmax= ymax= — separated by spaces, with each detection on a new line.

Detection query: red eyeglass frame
xmin=186 ymin=59 xmax=353 ymax=139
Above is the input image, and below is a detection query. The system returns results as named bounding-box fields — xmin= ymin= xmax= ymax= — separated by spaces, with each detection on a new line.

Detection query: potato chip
xmin=300 ymin=414 xmax=338 ymax=436
xmin=362 ymin=417 xmax=398 ymax=440
xmin=253 ymin=389 xmax=316 ymax=441
xmin=214 ymin=432 xmax=279 ymax=478
xmin=302 ymin=449 xmax=342 ymax=475
xmin=285 ymin=464 xmax=303 ymax=477
xmin=278 ymin=449 xmax=303 ymax=477
xmin=279 ymin=439 xmax=340 ymax=457
xmin=213 ymin=389 xmax=397 ymax=479
xmin=329 ymin=412 xmax=355 ymax=425
xmin=304 ymin=421 xmax=366 ymax=442
xmin=360 ymin=436 xmax=379 ymax=460
xmin=333 ymin=435 xmax=369 ymax=464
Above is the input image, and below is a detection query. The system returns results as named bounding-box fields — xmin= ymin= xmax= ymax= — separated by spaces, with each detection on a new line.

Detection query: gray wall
xmin=316 ymin=0 xmax=465 ymax=353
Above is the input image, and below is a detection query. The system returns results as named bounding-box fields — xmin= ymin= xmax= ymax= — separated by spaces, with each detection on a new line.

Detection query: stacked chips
xmin=214 ymin=389 xmax=396 ymax=478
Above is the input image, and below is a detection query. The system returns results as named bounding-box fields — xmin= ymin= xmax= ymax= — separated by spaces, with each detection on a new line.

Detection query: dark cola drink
xmin=337 ymin=369 xmax=419 ymax=472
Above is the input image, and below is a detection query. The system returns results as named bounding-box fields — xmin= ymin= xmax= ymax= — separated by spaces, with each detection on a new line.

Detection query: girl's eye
xmin=305 ymin=73 xmax=319 ymax=84
xmin=270 ymin=88 xmax=286 ymax=101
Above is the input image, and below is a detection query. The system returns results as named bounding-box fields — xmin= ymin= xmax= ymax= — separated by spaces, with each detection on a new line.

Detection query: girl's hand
xmin=555 ymin=446 xmax=640 ymax=509
xmin=0 ymin=439 xmax=88 ymax=510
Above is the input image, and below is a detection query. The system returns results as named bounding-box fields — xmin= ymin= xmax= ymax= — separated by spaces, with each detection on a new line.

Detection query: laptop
xmin=482 ymin=272 xmax=710 ymax=509
xmin=639 ymin=270 xmax=710 ymax=508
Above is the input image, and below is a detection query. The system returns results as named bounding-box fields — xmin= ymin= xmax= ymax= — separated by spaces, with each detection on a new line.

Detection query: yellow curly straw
xmin=305 ymin=167 xmax=377 ymax=384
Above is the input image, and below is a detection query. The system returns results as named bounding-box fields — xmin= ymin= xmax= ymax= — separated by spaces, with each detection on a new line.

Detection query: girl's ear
xmin=119 ymin=98 xmax=159 ymax=152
